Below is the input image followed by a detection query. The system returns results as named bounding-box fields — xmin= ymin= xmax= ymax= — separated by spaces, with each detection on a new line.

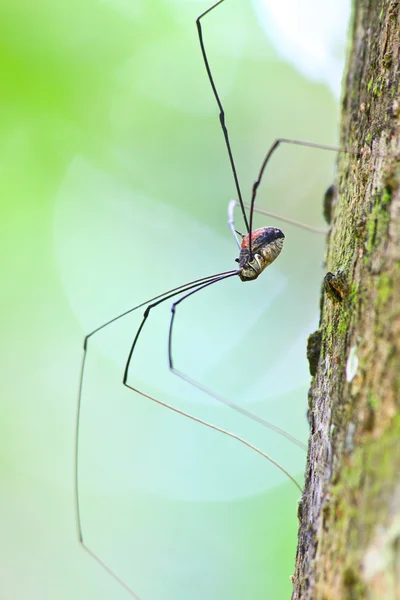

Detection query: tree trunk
xmin=291 ymin=1 xmax=400 ymax=598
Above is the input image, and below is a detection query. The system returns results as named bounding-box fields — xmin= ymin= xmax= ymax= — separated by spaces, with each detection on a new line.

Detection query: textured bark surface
xmin=292 ymin=1 xmax=400 ymax=598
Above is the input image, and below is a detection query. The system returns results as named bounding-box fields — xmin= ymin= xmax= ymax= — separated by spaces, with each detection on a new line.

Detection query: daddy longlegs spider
xmin=74 ymin=1 xmax=354 ymax=598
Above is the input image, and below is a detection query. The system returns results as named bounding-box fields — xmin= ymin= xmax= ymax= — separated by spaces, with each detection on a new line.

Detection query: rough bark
xmin=291 ymin=1 xmax=400 ymax=598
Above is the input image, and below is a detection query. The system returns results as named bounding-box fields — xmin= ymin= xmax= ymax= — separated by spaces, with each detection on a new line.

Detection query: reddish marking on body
xmin=240 ymin=227 xmax=265 ymax=248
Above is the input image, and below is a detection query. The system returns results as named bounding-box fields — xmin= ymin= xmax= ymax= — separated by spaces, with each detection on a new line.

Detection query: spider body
xmin=237 ymin=226 xmax=285 ymax=281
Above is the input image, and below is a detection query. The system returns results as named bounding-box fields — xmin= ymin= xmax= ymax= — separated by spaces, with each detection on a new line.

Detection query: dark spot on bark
xmin=307 ymin=330 xmax=323 ymax=376
xmin=324 ymin=270 xmax=350 ymax=302
xmin=323 ymin=184 xmax=337 ymax=224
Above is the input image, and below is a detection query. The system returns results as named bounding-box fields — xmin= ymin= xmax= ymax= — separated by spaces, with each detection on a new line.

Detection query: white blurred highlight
xmin=253 ymin=0 xmax=352 ymax=97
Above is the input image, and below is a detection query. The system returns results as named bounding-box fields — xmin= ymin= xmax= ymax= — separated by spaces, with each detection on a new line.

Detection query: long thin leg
xmin=246 ymin=205 xmax=329 ymax=234
xmin=248 ymin=138 xmax=355 ymax=250
xmin=122 ymin=270 xmax=306 ymax=451
xmin=84 ymin=271 xmax=232 ymax=343
xmin=167 ymin=282 xmax=306 ymax=450
xmin=228 ymin=199 xmax=329 ymax=239
xmin=197 ymin=3 xmax=352 ymax=249
xmin=197 ymin=0 xmax=249 ymax=234
xmin=77 ymin=375 xmax=301 ymax=600
xmin=122 ymin=271 xmax=239 ymax=386
xmin=125 ymin=384 xmax=302 ymax=493
xmin=75 ymin=272 xmax=302 ymax=598
xmin=228 ymin=199 xmax=242 ymax=248
xmin=75 ymin=270 xmax=242 ymax=599
xmin=80 ymin=544 xmax=142 ymax=600
xmin=75 ymin=271 xmax=237 ymax=544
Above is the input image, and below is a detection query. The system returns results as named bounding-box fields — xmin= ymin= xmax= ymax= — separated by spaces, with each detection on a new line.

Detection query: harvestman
xmin=74 ymin=0 xmax=350 ymax=596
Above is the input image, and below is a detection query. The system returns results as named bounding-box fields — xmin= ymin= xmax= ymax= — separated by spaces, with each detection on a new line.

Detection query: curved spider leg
xmin=120 ymin=259 xmax=303 ymax=483
xmin=76 ymin=269 xmax=302 ymax=597
xmin=79 ymin=545 xmax=142 ymax=600
xmin=228 ymin=199 xmax=243 ymax=248
xmin=228 ymin=199 xmax=328 ymax=246
xmin=120 ymin=270 xmax=305 ymax=461
xmin=124 ymin=385 xmax=302 ymax=494
xmin=247 ymin=138 xmax=358 ymax=242
xmin=197 ymin=3 xmax=342 ymax=258
xmin=167 ymin=280 xmax=306 ymax=450
xmin=196 ymin=2 xmax=304 ymax=451
xmin=75 ymin=271 xmax=238 ymax=543
xmin=197 ymin=0 xmax=249 ymax=234
xmin=122 ymin=270 xmax=239 ymax=386
xmin=230 ymin=199 xmax=329 ymax=236
xmin=76 ymin=269 xmax=257 ymax=598
xmin=247 ymin=139 xmax=391 ymax=239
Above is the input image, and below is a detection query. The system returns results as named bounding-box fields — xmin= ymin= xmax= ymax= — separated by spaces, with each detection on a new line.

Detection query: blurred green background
xmin=1 ymin=0 xmax=346 ymax=598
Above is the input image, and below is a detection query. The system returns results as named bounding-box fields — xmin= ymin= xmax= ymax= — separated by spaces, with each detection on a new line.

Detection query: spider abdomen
xmin=238 ymin=227 xmax=285 ymax=282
